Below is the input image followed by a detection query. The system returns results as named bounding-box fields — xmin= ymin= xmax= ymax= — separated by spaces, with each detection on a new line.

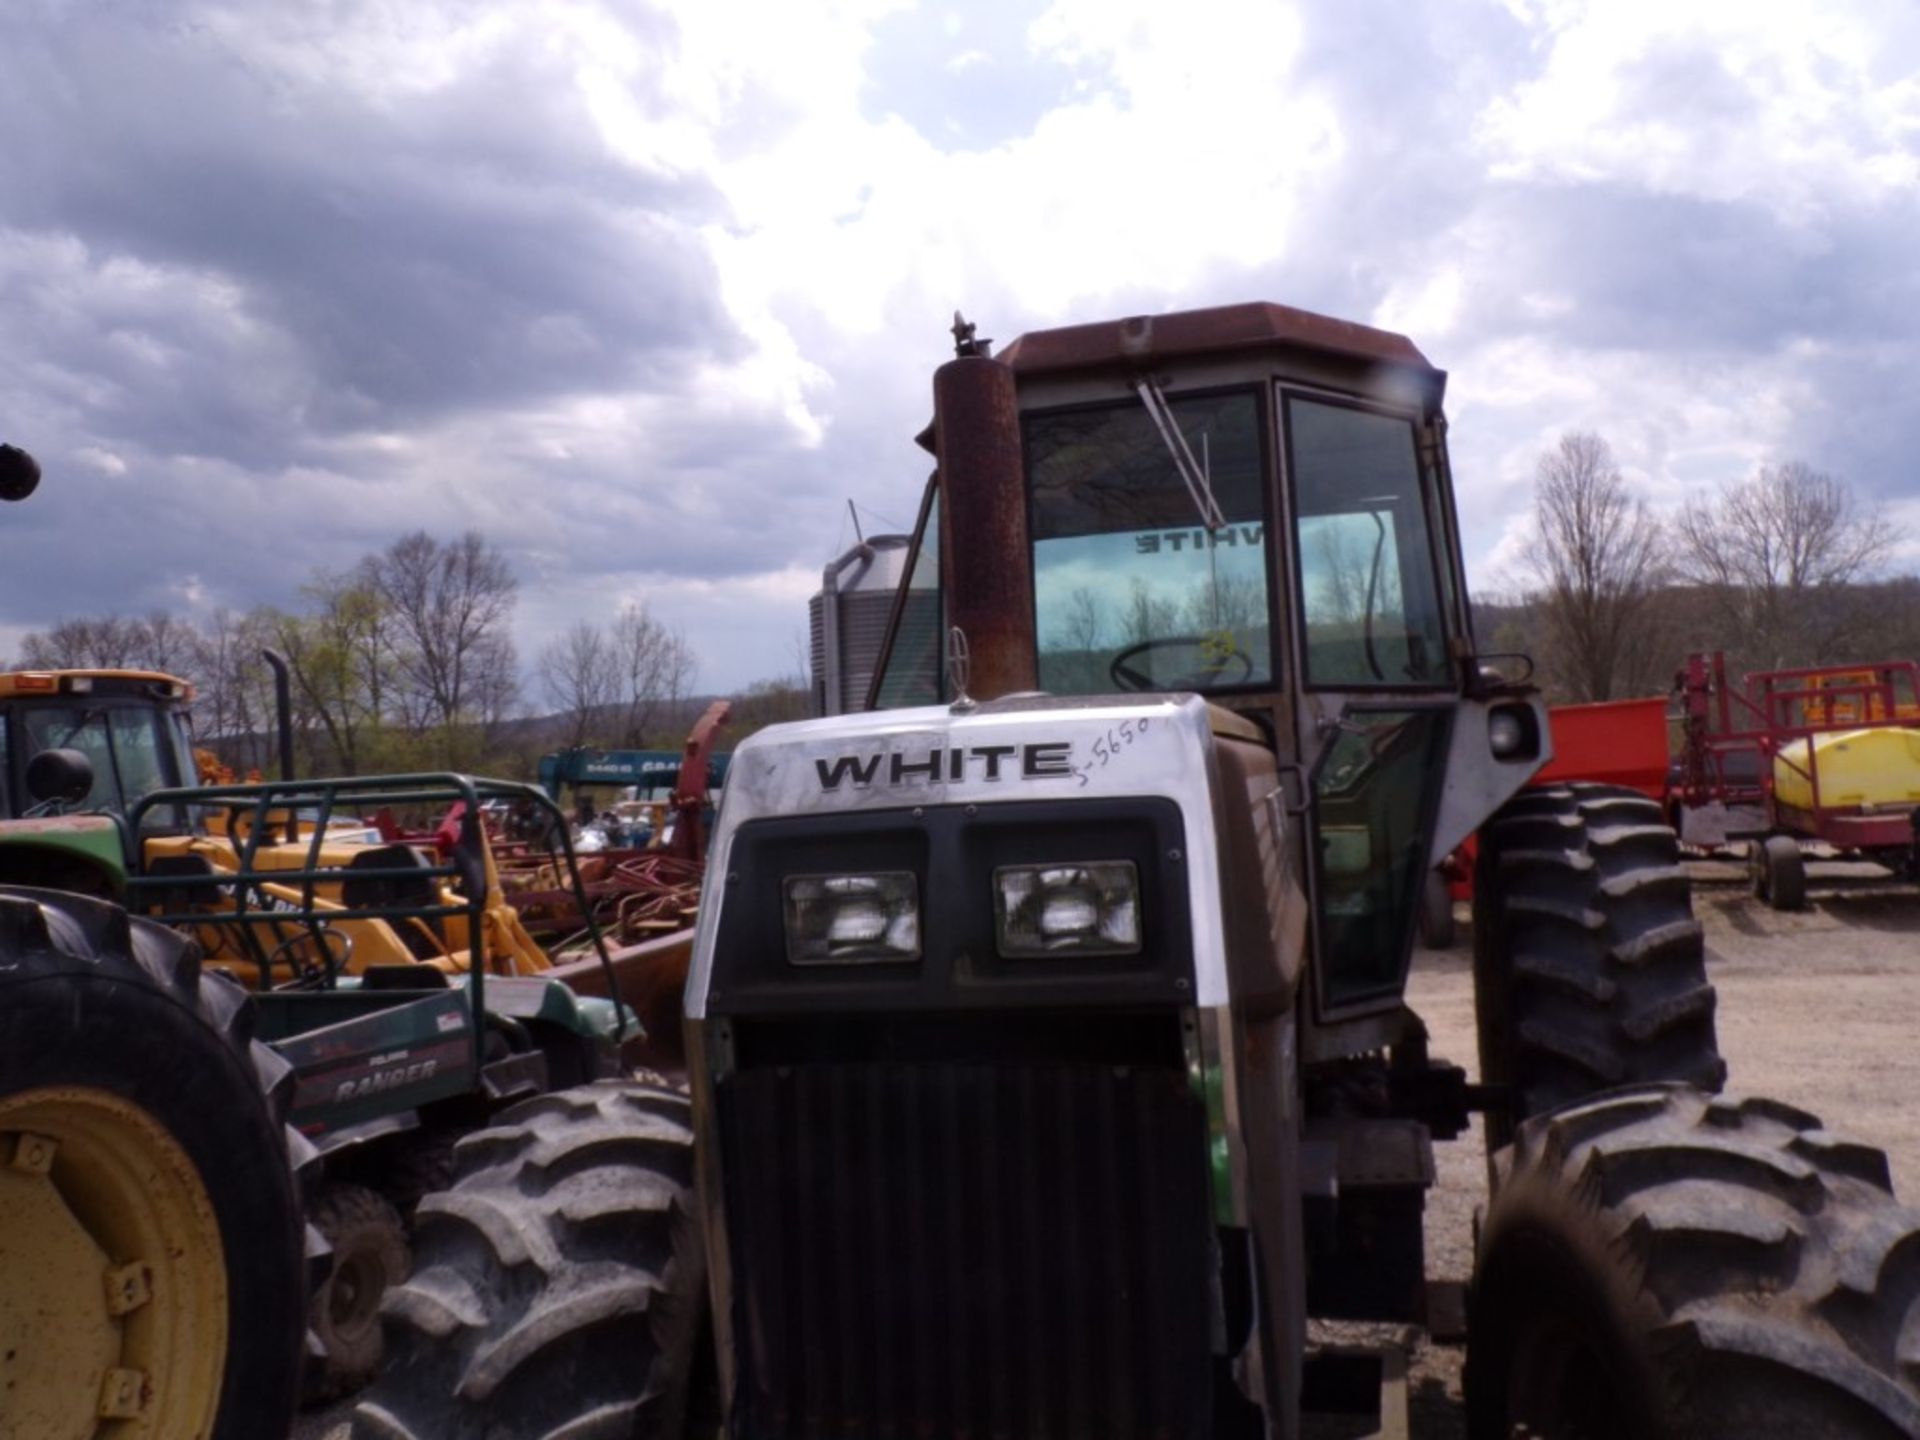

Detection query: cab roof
xmin=997 ymin=301 xmax=1444 ymax=400
xmin=0 ymin=669 xmax=194 ymax=700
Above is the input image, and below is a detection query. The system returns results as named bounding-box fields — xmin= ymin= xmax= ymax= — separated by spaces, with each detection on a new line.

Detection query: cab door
xmin=1276 ymin=389 xmax=1459 ymax=1018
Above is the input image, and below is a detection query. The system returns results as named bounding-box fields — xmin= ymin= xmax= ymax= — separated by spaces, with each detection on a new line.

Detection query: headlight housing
xmin=783 ymin=871 xmax=920 ymax=965
xmin=994 ymin=861 xmax=1141 ymax=957
xmin=1487 ymin=701 xmax=1541 ymax=760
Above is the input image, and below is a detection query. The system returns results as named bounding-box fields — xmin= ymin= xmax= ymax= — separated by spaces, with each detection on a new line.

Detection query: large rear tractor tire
xmin=1473 ymin=783 xmax=1726 ymax=1153
xmin=0 ymin=886 xmax=311 ymax=1440
xmin=305 ymin=1182 xmax=411 ymax=1403
xmin=1467 ymin=1085 xmax=1920 ymax=1439
xmin=351 ymin=1077 xmax=706 ymax=1440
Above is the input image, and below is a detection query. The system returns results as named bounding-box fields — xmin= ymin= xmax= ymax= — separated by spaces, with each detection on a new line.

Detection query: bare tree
xmin=1122 ymin=579 xmax=1180 ymax=644
xmin=366 ymin=531 xmax=518 ymax=763
xmin=537 ymin=621 xmax=619 ymax=751
xmin=1676 ymin=461 xmax=1898 ymax=668
xmin=1183 ymin=571 xmax=1265 ymax=635
xmin=1050 ymin=586 xmax=1107 ymax=654
xmin=272 ymin=572 xmax=392 ymax=775
xmin=137 ymin=610 xmax=195 ymax=675
xmin=1526 ymin=433 xmax=1668 ymax=701
xmin=20 ymin=615 xmax=146 ymax=668
xmin=609 ymin=602 xmax=694 ymax=748
xmin=184 ymin=608 xmax=279 ymax=776
xmin=467 ymin=631 xmax=521 ymax=761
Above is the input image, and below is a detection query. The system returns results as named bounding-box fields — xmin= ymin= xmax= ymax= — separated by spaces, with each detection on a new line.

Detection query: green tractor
xmin=0 ymin=707 xmax=646 ymax=1402
xmin=357 ymin=305 xmax=1920 ymax=1439
xmin=1 ymin=443 xmax=308 ymax=1439
xmin=0 ymin=448 xmax=647 ymax=1417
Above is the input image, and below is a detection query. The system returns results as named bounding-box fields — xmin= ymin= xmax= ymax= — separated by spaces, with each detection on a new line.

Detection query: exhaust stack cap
xmin=0 ymin=444 xmax=41 ymax=502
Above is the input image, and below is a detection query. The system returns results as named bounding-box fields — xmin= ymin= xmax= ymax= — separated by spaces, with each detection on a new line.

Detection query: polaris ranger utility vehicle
xmin=360 ymin=305 xmax=1920 ymax=1440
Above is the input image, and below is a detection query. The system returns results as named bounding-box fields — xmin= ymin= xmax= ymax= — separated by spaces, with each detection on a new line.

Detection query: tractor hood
xmin=686 ymin=691 xmax=1239 ymax=1014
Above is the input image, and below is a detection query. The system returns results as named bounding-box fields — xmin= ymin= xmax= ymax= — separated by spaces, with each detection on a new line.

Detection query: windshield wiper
xmin=1135 ymin=378 xmax=1225 ymax=532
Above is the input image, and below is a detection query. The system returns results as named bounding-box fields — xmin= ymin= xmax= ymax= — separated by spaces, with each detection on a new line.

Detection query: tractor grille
xmin=716 ymin=1060 xmax=1216 ymax=1440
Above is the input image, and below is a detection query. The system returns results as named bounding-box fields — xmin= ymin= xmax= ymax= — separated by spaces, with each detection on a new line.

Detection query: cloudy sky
xmin=2 ymin=0 xmax=1916 ymax=692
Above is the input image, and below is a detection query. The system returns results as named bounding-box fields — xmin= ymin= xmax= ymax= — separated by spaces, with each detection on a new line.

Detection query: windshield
xmin=1284 ymin=395 xmax=1451 ymax=689
xmin=19 ymin=703 xmax=189 ymax=826
xmin=1027 ymin=390 xmax=1271 ymax=695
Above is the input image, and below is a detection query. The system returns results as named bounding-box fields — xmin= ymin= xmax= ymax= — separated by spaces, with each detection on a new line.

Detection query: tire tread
xmin=352 ymin=1078 xmax=703 ymax=1440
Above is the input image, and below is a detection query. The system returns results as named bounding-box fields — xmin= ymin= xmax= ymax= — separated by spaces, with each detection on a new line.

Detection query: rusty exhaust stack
xmin=931 ymin=317 xmax=1036 ymax=700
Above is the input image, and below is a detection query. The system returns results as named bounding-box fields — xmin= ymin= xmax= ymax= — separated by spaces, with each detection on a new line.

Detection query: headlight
xmin=994 ymin=861 xmax=1141 ymax=957
xmin=1487 ymin=708 xmax=1527 ymax=758
xmin=783 ymin=872 xmax=920 ymax=965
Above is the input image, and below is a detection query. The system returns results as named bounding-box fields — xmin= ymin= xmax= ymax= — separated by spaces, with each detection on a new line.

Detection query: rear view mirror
xmin=26 ymin=748 xmax=95 ymax=808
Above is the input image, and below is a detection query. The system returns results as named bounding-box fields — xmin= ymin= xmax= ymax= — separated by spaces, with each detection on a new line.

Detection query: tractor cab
xmin=0 ymin=668 xmax=203 ymax=893
xmin=868 ymin=304 xmax=1547 ymax=1046
xmin=0 ymin=668 xmax=200 ymax=821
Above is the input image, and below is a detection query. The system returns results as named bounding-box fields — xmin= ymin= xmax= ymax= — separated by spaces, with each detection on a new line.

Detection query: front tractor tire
xmin=1473 ymin=783 xmax=1726 ymax=1152
xmin=351 ymin=1078 xmax=706 ymax=1440
xmin=0 ymin=887 xmax=309 ymax=1440
xmin=305 ymin=1182 xmax=412 ymax=1403
xmin=1467 ymin=1086 xmax=1920 ymax=1439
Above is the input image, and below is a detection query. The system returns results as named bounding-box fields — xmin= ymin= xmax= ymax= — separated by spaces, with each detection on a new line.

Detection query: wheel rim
xmin=0 ymin=1086 xmax=228 ymax=1439
xmin=327 ymin=1242 xmax=387 ymax=1343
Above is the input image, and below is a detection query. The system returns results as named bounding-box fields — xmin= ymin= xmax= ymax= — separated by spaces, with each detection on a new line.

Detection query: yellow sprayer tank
xmin=1773 ymin=727 xmax=1920 ymax=811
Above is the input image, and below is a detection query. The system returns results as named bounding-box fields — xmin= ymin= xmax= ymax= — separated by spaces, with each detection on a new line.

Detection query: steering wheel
xmin=1109 ymin=636 xmax=1254 ymax=693
xmin=268 ymin=926 xmax=354 ymax=991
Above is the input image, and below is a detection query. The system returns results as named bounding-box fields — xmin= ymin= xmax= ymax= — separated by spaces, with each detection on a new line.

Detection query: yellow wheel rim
xmin=0 ymin=1086 xmax=228 ymax=1439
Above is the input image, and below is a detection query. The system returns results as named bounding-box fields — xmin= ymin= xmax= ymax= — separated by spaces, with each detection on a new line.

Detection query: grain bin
xmin=809 ymin=534 xmax=941 ymax=715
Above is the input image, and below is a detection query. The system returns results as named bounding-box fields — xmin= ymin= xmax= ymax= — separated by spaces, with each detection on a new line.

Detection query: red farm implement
xmin=1434 ymin=658 xmax=1920 ymax=922
xmin=1535 ymin=694 xmax=1671 ymax=801
xmin=1671 ymin=651 xmax=1920 ymax=907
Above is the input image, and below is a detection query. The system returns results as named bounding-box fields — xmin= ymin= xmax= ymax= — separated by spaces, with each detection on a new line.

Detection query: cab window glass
xmin=1313 ymin=708 xmax=1450 ymax=1006
xmin=20 ymin=705 xmax=180 ymax=825
xmin=1285 ymin=395 xmax=1450 ymax=689
xmin=1027 ymin=391 xmax=1271 ymax=695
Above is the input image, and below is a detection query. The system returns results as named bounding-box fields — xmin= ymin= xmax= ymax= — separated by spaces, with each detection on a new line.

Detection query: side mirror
xmin=0 ymin=444 xmax=41 ymax=503
xmin=26 ymin=748 xmax=95 ymax=808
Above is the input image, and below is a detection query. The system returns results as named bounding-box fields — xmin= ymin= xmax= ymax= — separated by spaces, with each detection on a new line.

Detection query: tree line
xmin=1492 ymin=433 xmax=1912 ymax=703
xmin=4 ymin=530 xmax=709 ymax=777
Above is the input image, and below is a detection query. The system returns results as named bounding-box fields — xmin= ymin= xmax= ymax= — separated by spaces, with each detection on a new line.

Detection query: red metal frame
xmin=1675 ymin=651 xmax=1920 ymax=852
xmin=664 ymin=699 xmax=732 ymax=863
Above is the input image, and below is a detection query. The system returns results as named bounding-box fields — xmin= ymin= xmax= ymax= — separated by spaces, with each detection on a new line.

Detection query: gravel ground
xmin=294 ymin=860 xmax=1920 ymax=1439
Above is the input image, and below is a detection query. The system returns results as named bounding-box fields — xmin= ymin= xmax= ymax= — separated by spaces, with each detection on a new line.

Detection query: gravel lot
xmin=295 ymin=861 xmax=1920 ymax=1440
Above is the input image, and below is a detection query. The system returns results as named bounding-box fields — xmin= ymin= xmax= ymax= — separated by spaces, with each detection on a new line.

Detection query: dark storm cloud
xmin=0 ymin=2 xmax=735 ymax=460
xmin=0 ymin=0 xmax=805 ymax=656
